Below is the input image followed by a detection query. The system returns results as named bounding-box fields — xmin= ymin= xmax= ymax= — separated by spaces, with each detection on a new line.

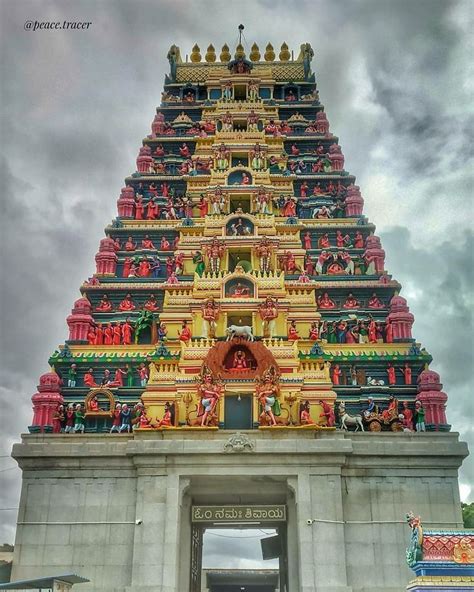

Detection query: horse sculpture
xmin=338 ymin=402 xmax=364 ymax=432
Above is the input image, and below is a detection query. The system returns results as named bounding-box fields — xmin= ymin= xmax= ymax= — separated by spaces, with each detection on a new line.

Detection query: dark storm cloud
xmin=0 ymin=0 xmax=472 ymax=544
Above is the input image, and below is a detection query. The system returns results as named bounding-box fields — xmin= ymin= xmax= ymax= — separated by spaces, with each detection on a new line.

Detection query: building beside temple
xmin=9 ymin=37 xmax=469 ymax=592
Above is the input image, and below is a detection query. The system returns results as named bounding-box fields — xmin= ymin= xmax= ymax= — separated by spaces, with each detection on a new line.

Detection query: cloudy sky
xmin=0 ymin=0 xmax=472 ymax=546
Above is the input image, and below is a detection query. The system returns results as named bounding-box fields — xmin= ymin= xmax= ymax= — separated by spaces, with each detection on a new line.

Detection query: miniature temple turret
xmin=95 ymin=237 xmax=118 ymax=276
xmin=116 ymin=185 xmax=136 ymax=218
xmin=66 ymin=297 xmax=93 ymax=342
xmin=416 ymin=367 xmax=448 ymax=428
xmin=29 ymin=371 xmax=63 ymax=432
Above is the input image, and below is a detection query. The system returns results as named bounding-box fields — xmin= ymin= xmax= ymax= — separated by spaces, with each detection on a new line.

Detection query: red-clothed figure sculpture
xmin=309 ymin=321 xmax=319 ymax=341
xmin=300 ymin=182 xmax=309 ymax=198
xmin=156 ymin=402 xmax=174 ymax=428
xmin=121 ymin=319 xmax=133 ymax=345
xmin=96 ymin=295 xmax=113 ymax=312
xmin=122 ymin=258 xmax=132 ymax=278
xmin=315 ymin=251 xmax=332 ymax=274
xmin=143 ymin=294 xmax=159 ymax=311
xmin=231 ymin=350 xmax=248 ymax=371
xmin=259 ymin=296 xmax=279 ymax=338
xmin=281 ymin=251 xmax=297 ymax=273
xmin=331 ymin=365 xmax=342 ymax=386
xmin=84 ymin=368 xmax=98 ymax=388
xmin=399 ymin=362 xmax=412 ymax=385
xmin=385 ymin=319 xmax=393 ymax=343
xmin=135 ymin=195 xmax=145 ymax=220
xmin=104 ymin=323 xmax=114 ymax=345
xmin=179 ymin=321 xmax=192 ymax=343
xmin=368 ymin=293 xmax=384 ymax=309
xmin=138 ymin=258 xmax=151 ymax=277
xmin=288 ymin=320 xmax=300 ymax=341
xmin=319 ymin=400 xmax=335 ymax=427
xmin=112 ymin=323 xmax=121 ymax=345
xmin=179 ymin=143 xmax=191 ymax=157
xmin=317 ymin=292 xmax=336 ymax=309
xmin=304 ymin=254 xmax=315 ymax=275
xmin=119 ymin=293 xmax=136 ymax=312
xmin=402 ymin=401 xmax=414 ymax=431
xmin=125 ymin=236 xmax=137 ymax=251
xmin=282 ymin=196 xmax=297 ymax=217
xmin=387 ymin=363 xmax=396 ymax=386
xmin=303 ymin=231 xmax=312 ymax=250
xmin=95 ymin=324 xmax=104 ymax=345
xmin=198 ymin=195 xmax=209 ymax=217
xmin=343 ymin=293 xmax=360 ymax=309
xmin=160 ymin=236 xmax=171 ymax=251
xmin=354 ymin=231 xmax=365 ymax=249
xmin=300 ymin=401 xmax=316 ymax=425
xmin=87 ymin=327 xmax=96 ymax=345
xmin=317 ymin=233 xmax=330 ymax=249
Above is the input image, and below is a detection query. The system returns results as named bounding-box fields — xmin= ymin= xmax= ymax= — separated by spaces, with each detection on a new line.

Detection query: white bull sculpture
xmin=226 ymin=325 xmax=254 ymax=341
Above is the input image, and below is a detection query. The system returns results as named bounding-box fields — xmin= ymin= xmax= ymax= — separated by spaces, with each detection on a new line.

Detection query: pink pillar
xmin=417 ymin=368 xmax=448 ymax=428
xmin=117 ymin=185 xmax=135 ymax=218
xmin=95 ymin=237 xmax=118 ymax=276
xmin=364 ymin=234 xmax=386 ymax=274
xmin=66 ymin=297 xmax=94 ymax=342
xmin=345 ymin=184 xmax=364 ymax=216
xmin=136 ymin=146 xmax=153 ymax=173
xmin=30 ymin=372 xmax=63 ymax=433
xmin=329 ymin=143 xmax=344 ymax=171
xmin=387 ymin=293 xmax=415 ymax=340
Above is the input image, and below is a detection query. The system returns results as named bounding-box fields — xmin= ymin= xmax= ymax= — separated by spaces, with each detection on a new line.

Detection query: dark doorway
xmin=225 ymin=395 xmax=252 ymax=429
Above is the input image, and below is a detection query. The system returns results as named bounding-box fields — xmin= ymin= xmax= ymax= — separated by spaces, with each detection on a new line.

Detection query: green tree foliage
xmin=461 ymin=502 xmax=474 ymax=528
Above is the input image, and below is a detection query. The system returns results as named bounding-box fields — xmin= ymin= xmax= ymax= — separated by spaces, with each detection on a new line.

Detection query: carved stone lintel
xmin=223 ymin=432 xmax=255 ymax=453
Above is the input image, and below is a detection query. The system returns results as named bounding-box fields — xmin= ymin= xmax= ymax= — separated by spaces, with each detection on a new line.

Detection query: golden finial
xmin=279 ymin=42 xmax=291 ymax=61
xmin=190 ymin=44 xmax=201 ymax=63
xmin=205 ymin=44 xmax=216 ymax=63
xmin=220 ymin=43 xmax=231 ymax=62
xmin=264 ymin=42 xmax=275 ymax=62
xmin=250 ymin=42 xmax=261 ymax=62
xmin=235 ymin=43 xmax=246 ymax=59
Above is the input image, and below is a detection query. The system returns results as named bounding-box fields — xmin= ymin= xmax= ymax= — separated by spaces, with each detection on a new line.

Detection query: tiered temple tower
xmin=12 ymin=40 xmax=468 ymax=592
xmin=30 ymin=39 xmax=448 ymax=434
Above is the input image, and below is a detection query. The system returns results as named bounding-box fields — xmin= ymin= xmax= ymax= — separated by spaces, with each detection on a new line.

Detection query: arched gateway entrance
xmin=190 ymin=505 xmax=288 ymax=592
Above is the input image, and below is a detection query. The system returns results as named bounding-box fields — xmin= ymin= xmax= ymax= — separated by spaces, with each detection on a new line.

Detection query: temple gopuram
xmin=9 ymin=38 xmax=470 ymax=592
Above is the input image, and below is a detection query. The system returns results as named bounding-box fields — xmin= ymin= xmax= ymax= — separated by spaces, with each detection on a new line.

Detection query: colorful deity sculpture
xmin=256 ymin=366 xmax=280 ymax=427
xmin=201 ymin=297 xmax=220 ymax=338
xmin=255 ymin=237 xmax=274 ymax=272
xmin=196 ymin=364 xmax=224 ymax=427
xmin=204 ymin=237 xmax=226 ymax=273
xmin=259 ymin=296 xmax=279 ymax=338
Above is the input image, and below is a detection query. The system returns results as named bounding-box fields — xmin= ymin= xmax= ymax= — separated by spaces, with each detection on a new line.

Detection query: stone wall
xmin=10 ymin=431 xmax=468 ymax=592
